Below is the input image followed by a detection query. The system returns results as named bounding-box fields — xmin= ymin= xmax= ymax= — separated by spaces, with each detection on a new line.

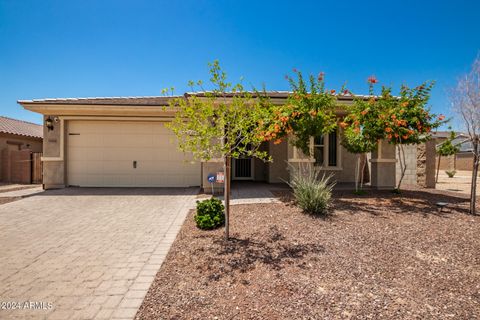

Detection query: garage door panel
xmin=134 ymin=135 xmax=154 ymax=148
xmin=68 ymin=148 xmax=86 ymax=161
xmin=151 ymin=150 xmax=192 ymax=162
xmin=102 ymin=148 xmax=133 ymax=161
xmin=137 ymin=161 xmax=176 ymax=173
xmin=68 ymin=174 xmax=86 ymax=186
xmin=103 ymin=134 xmax=122 ymax=147
xmin=129 ymin=149 xmax=154 ymax=161
xmin=102 ymin=160 xmax=134 ymax=173
xmin=85 ymin=161 xmax=105 ymax=174
xmin=152 ymin=137 xmax=175 ymax=148
xmin=67 ymin=121 xmax=200 ymax=187
xmin=103 ymin=174 xmax=134 ymax=186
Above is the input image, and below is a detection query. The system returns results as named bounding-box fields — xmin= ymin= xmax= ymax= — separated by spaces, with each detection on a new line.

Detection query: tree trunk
xmin=436 ymin=154 xmax=441 ymax=183
xmin=360 ymin=153 xmax=366 ymax=189
xmin=355 ymin=155 xmax=360 ymax=192
xmin=396 ymin=144 xmax=407 ymax=191
xmin=224 ymin=156 xmax=231 ymax=239
xmin=470 ymin=141 xmax=479 ymax=215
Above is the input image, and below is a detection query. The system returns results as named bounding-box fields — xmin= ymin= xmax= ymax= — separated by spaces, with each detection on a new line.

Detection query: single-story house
xmin=18 ymin=93 xmax=400 ymax=191
xmin=0 ymin=116 xmax=43 ymax=182
xmin=433 ymin=131 xmax=474 ymax=171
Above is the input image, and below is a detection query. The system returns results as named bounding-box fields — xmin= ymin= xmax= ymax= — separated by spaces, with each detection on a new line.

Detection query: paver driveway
xmin=0 ymin=187 xmax=198 ymax=320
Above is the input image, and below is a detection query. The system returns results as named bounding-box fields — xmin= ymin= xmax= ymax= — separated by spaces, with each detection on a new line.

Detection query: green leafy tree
xmin=167 ymin=61 xmax=276 ymax=239
xmin=436 ymin=130 xmax=460 ymax=182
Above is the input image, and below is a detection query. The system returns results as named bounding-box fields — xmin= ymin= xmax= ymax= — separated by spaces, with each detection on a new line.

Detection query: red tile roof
xmin=0 ymin=116 xmax=43 ymax=139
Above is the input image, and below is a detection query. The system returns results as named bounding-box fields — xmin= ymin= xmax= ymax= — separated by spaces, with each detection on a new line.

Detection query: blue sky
xmin=1 ymin=0 xmax=479 ymax=128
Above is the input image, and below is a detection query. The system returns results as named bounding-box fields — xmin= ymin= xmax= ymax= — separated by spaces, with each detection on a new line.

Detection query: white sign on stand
xmin=216 ymin=172 xmax=225 ymax=184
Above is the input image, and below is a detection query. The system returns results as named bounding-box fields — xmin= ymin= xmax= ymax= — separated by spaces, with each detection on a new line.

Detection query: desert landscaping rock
xmin=136 ymin=188 xmax=480 ymax=319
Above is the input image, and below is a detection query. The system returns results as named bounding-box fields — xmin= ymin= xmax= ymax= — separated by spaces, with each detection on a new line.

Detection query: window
xmin=328 ymin=130 xmax=337 ymax=166
xmin=313 ymin=129 xmax=338 ymax=167
xmin=313 ymin=136 xmax=324 ymax=166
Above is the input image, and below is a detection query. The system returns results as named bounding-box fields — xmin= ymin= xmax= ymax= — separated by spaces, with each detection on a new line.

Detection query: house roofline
xmin=18 ymin=91 xmax=380 ymax=107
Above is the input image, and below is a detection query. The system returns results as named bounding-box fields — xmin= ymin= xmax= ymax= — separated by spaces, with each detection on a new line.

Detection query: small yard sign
xmin=207 ymin=174 xmax=216 ymax=194
xmin=216 ymin=172 xmax=225 ymax=183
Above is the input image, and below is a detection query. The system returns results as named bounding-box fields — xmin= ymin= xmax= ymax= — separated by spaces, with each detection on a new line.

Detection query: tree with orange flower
xmin=341 ymin=78 xmax=446 ymax=192
xmin=340 ymin=96 xmax=378 ymax=193
xmin=267 ymin=69 xmax=339 ymax=156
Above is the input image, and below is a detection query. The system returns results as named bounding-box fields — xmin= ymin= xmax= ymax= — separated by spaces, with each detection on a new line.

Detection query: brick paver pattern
xmin=0 ymin=187 xmax=197 ymax=320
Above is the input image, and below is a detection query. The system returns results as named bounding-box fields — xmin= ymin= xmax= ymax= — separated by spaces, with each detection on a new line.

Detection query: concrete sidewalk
xmin=0 ymin=186 xmax=44 ymax=198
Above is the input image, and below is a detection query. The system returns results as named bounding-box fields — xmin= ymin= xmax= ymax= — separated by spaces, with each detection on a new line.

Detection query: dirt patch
xmin=136 ymin=189 xmax=480 ymax=319
xmin=436 ymin=170 xmax=480 ymax=195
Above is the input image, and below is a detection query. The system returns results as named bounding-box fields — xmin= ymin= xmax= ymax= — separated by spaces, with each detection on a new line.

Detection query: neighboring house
xmin=433 ymin=131 xmax=473 ymax=171
xmin=0 ymin=116 xmax=43 ymax=182
xmin=19 ymin=93 xmax=402 ymax=191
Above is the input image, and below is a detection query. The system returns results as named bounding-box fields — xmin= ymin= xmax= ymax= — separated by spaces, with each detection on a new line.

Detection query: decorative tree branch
xmin=451 ymin=55 xmax=480 ymax=215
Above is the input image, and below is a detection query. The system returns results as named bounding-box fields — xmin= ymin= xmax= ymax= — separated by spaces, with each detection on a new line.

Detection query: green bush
xmin=445 ymin=170 xmax=456 ymax=178
xmin=194 ymin=197 xmax=225 ymax=229
xmin=287 ymin=163 xmax=335 ymax=215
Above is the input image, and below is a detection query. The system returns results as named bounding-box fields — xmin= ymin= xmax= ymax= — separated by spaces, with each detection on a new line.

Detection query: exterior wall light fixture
xmin=45 ymin=117 xmax=54 ymax=131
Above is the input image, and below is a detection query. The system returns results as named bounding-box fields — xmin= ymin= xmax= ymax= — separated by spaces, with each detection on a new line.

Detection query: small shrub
xmin=445 ymin=170 xmax=456 ymax=178
xmin=194 ymin=197 xmax=225 ymax=230
xmin=287 ymin=163 xmax=335 ymax=215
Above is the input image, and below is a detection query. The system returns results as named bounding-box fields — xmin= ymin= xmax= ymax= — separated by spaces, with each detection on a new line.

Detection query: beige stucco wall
xmin=328 ymin=144 xmax=360 ymax=183
xmin=268 ymin=140 xmax=289 ymax=183
xmin=456 ymin=153 xmax=474 ymax=171
xmin=370 ymin=141 xmax=397 ymax=189
xmin=285 ymin=134 xmax=361 ymax=184
xmin=201 ymin=160 xmax=224 ymax=193
xmin=42 ymin=115 xmax=65 ymax=189
xmin=423 ymin=140 xmax=436 ymax=188
xmin=36 ymin=105 xmax=400 ymax=190
xmin=437 ymin=154 xmax=455 ymax=170
xmin=254 ymin=142 xmax=269 ymax=181
xmin=437 ymin=153 xmax=473 ymax=171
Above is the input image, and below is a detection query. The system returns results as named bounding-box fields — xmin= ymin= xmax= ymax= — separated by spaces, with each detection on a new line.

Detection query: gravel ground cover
xmin=136 ymin=188 xmax=480 ymax=319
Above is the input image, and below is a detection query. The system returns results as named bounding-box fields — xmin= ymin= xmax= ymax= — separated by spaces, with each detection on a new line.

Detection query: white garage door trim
xmin=67 ymin=120 xmax=200 ymax=187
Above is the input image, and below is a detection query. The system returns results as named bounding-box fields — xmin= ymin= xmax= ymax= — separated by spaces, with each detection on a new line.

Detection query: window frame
xmin=310 ymin=128 xmax=342 ymax=170
xmin=312 ymin=135 xmax=325 ymax=167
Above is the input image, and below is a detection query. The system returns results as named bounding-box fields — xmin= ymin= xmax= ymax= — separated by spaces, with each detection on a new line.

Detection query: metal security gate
xmin=233 ymin=158 xmax=253 ymax=180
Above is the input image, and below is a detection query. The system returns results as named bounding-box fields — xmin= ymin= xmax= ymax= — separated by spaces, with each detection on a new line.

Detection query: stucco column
xmin=370 ymin=140 xmax=396 ymax=189
xmin=42 ymin=116 xmax=65 ymax=189
xmin=424 ymin=140 xmax=436 ymax=188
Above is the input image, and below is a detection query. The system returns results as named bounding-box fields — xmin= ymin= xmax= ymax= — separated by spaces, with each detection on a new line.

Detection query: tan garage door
xmin=67 ymin=120 xmax=200 ymax=187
